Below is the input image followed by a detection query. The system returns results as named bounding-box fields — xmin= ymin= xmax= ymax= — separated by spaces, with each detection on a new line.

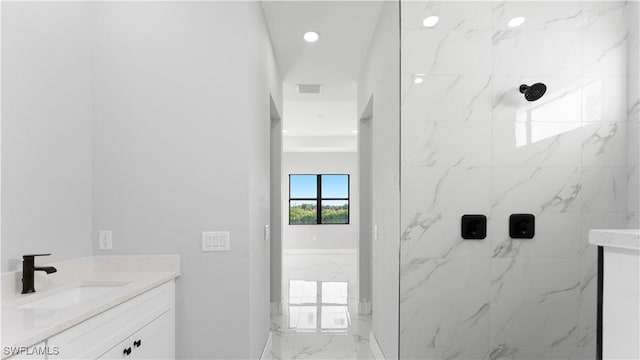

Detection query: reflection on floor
xmin=271 ymin=252 xmax=373 ymax=359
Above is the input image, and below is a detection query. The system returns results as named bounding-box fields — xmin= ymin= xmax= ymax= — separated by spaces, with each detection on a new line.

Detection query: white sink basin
xmin=18 ymin=285 xmax=123 ymax=309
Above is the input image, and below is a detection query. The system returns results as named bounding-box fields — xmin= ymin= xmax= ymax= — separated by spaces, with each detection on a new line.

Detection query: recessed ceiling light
xmin=282 ymin=130 xmax=289 ymax=133
xmin=508 ymin=17 xmax=526 ymax=28
xmin=303 ymin=31 xmax=320 ymax=43
xmin=352 ymin=130 xmax=358 ymax=134
xmin=413 ymin=74 xmax=425 ymax=84
xmin=422 ymin=16 xmax=440 ymax=28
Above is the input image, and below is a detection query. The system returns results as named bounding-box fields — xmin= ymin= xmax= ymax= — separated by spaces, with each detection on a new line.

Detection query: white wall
xmin=282 ymin=152 xmax=358 ymax=250
xmin=357 ymin=2 xmax=400 ymax=358
xmin=247 ymin=3 xmax=283 ymax=358
xmin=358 ymin=103 xmax=373 ymax=313
xmin=91 ymin=2 xmax=281 ymax=359
xmin=1 ymin=2 xmax=93 ymax=272
xmin=270 ymin=107 xmax=283 ymax=310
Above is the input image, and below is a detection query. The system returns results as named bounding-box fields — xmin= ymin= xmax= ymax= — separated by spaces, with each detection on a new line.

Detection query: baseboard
xmin=270 ymin=301 xmax=282 ymax=315
xmin=259 ymin=331 xmax=272 ymax=360
xmin=358 ymin=300 xmax=372 ymax=314
xmin=282 ymin=249 xmax=357 ymax=255
xmin=369 ymin=331 xmax=386 ymax=360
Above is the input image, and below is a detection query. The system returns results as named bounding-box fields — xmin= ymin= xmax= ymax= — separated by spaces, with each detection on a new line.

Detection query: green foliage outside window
xmin=289 ymin=174 xmax=349 ymax=225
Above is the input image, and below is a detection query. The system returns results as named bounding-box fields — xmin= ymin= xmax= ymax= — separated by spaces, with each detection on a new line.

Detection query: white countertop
xmin=1 ymin=255 xmax=180 ymax=356
xmin=589 ymin=229 xmax=640 ymax=251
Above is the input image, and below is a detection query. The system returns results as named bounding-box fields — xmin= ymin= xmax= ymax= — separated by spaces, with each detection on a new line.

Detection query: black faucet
xmin=21 ymin=254 xmax=57 ymax=294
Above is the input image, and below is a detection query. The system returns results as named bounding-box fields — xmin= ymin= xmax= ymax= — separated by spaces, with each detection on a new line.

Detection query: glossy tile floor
xmin=271 ymin=252 xmax=373 ymax=359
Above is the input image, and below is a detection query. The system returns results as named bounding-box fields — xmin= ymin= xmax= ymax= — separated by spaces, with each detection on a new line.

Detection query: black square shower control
xmin=509 ymin=214 xmax=535 ymax=239
xmin=461 ymin=215 xmax=486 ymax=240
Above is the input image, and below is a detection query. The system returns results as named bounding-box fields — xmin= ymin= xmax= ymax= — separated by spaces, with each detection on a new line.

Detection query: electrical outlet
xmin=202 ymin=231 xmax=231 ymax=252
xmin=99 ymin=231 xmax=112 ymax=250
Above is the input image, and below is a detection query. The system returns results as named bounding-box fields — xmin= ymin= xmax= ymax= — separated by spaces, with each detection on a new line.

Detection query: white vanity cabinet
xmin=98 ymin=311 xmax=171 ymax=359
xmin=589 ymin=229 xmax=640 ymax=360
xmin=47 ymin=281 xmax=175 ymax=360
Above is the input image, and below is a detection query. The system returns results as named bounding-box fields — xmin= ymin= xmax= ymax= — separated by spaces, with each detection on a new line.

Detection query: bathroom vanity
xmin=1 ymin=255 xmax=180 ymax=360
xmin=589 ymin=229 xmax=640 ymax=360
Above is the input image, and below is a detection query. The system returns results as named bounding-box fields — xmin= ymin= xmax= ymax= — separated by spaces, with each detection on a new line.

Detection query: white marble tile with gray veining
xmin=403 ymin=167 xmax=492 ymax=213
xmin=493 ymin=1 xmax=583 ymax=31
xmin=402 ymin=212 xmax=491 ymax=259
xmin=401 ymin=346 xmax=492 ymax=360
xmin=628 ymin=120 xmax=639 ymax=167
xmin=492 ymin=30 xmax=581 ymax=76
xmin=491 ymin=302 xmax=580 ymax=349
xmin=582 ymin=1 xmax=627 ymax=32
xmin=583 ymin=31 xmax=627 ymax=77
xmin=401 ymin=258 xmax=490 ymax=304
xmin=579 ymin=257 xmax=597 ymax=306
xmin=400 ymin=301 xmax=490 ymax=352
xmin=582 ymin=122 xmax=627 ymax=167
xmin=491 ymin=258 xmax=580 ymax=303
xmin=628 ymin=166 xmax=639 ymax=213
xmin=577 ymin=300 xmax=597 ymax=350
xmin=492 ymin=167 xmax=582 ymax=214
xmin=401 ymin=1 xmax=492 ymax=31
xmin=583 ymin=76 xmax=628 ymax=123
xmin=289 ymin=334 xmax=358 ymax=360
xmin=492 ymin=121 xmax=582 ymax=167
xmin=491 ymin=212 xmax=579 ymax=258
xmin=401 ymin=75 xmax=492 ymax=123
xmin=403 ymin=29 xmax=492 ymax=76
xmin=402 ymin=121 xmax=491 ymax=167
xmin=580 ymin=167 xmax=627 ymax=212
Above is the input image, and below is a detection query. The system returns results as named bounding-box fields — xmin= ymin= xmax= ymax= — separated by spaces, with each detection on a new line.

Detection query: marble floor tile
xmin=271 ymin=252 xmax=373 ymax=360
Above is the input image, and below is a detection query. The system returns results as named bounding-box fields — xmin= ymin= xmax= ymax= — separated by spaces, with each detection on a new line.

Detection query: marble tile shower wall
xmin=399 ymin=2 xmax=636 ymax=359
xmin=627 ymin=2 xmax=640 ymax=228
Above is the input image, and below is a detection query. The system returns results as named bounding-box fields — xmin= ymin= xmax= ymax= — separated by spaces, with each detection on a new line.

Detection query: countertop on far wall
xmin=0 ymin=255 xmax=180 ymax=358
xmin=589 ymin=229 xmax=640 ymax=251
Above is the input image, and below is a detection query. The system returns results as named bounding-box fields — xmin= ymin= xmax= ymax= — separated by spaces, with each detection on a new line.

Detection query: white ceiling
xmin=262 ymin=1 xmax=382 ymax=150
xmin=262 ymin=1 xmax=383 ymax=101
xmin=283 ymin=100 xmax=357 ymax=136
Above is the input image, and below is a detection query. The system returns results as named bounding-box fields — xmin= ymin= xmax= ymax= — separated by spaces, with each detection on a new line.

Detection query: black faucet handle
xmin=23 ymin=254 xmax=51 ymax=259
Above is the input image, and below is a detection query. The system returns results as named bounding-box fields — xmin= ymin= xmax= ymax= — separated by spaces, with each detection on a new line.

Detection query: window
xmin=289 ymin=174 xmax=350 ymax=225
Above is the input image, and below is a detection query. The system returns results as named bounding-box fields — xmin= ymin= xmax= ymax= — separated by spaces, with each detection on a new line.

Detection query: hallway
xmin=270 ymin=252 xmax=373 ymax=359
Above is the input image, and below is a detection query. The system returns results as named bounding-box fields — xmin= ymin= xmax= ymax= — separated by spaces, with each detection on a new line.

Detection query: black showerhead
xmin=519 ymin=83 xmax=547 ymax=101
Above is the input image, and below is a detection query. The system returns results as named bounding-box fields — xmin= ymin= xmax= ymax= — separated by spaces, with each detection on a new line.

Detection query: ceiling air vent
xmin=297 ymin=84 xmax=322 ymax=94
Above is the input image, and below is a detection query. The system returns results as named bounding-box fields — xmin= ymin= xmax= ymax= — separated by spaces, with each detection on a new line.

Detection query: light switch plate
xmin=202 ymin=231 xmax=231 ymax=252
xmin=264 ymin=225 xmax=270 ymax=241
xmin=99 ymin=231 xmax=112 ymax=250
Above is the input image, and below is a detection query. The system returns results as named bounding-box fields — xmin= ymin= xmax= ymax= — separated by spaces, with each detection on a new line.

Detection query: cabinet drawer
xmin=129 ymin=311 xmax=170 ymax=359
xmin=48 ymin=282 xmax=173 ymax=360
xmin=98 ymin=311 xmax=171 ymax=360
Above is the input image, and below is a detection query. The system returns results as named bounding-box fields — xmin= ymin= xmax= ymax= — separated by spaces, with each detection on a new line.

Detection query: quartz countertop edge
xmin=2 ymin=273 xmax=179 ymax=359
xmin=589 ymin=229 xmax=640 ymax=251
xmin=1 ymin=255 xmax=180 ymax=359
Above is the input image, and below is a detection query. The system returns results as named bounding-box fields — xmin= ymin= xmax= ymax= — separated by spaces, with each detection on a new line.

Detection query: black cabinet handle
xmin=134 ymin=339 xmax=142 ymax=348
xmin=123 ymin=347 xmax=132 ymax=356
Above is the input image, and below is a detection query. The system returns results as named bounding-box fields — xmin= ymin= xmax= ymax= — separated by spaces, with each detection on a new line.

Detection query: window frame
xmin=288 ymin=173 xmax=350 ymax=225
